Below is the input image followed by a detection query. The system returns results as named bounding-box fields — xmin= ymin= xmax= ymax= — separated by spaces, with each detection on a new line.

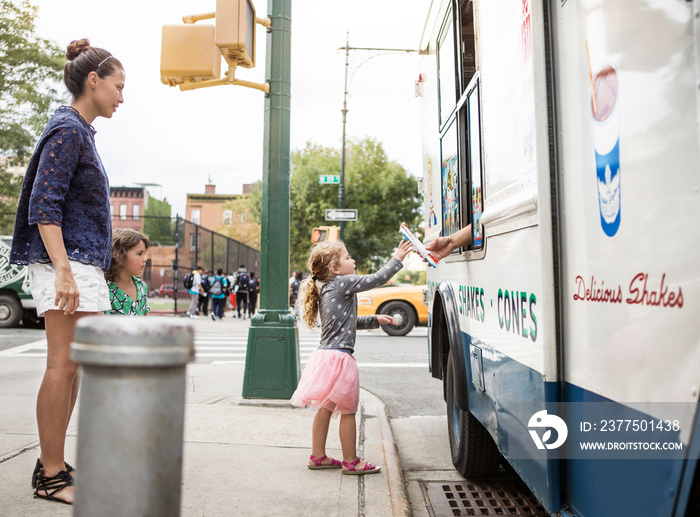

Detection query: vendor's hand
xmin=393 ymin=239 xmax=413 ymax=262
xmin=377 ymin=314 xmax=397 ymax=326
xmin=54 ymin=267 xmax=80 ymax=314
xmin=425 ymin=236 xmax=455 ymax=261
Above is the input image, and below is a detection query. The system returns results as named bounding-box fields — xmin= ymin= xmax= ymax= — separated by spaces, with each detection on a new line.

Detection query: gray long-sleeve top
xmin=318 ymin=257 xmax=403 ymax=352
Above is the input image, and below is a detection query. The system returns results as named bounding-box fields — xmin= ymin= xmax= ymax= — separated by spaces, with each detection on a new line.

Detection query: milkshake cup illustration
xmin=592 ymin=62 xmax=621 ymax=237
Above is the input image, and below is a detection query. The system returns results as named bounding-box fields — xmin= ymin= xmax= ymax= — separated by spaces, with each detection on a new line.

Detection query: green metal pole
xmin=242 ymin=0 xmax=299 ymax=399
xmin=339 ymin=33 xmax=349 ymax=241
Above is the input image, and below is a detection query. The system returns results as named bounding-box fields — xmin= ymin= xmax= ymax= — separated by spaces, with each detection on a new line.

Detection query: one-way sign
xmin=325 ymin=209 xmax=358 ymax=221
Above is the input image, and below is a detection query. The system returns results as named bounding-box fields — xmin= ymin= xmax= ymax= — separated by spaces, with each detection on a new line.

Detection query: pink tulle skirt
xmin=290 ymin=349 xmax=359 ymax=416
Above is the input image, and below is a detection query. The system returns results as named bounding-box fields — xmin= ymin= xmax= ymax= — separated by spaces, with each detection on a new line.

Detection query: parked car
xmin=357 ymin=284 xmax=428 ymax=336
xmin=0 ymin=236 xmax=43 ymax=328
xmin=157 ymin=284 xmax=191 ymax=299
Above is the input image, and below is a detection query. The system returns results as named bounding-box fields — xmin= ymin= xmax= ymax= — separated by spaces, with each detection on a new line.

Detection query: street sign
xmin=325 ymin=209 xmax=358 ymax=221
xmin=318 ymin=175 xmax=340 ymax=184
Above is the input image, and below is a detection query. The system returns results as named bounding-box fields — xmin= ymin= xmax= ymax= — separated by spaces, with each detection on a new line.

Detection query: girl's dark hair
xmin=64 ymin=38 xmax=123 ymax=99
xmin=105 ymin=229 xmax=150 ymax=282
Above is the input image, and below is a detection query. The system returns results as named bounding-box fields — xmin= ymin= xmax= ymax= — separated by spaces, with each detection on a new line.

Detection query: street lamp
xmin=337 ymin=33 xmax=417 ymax=240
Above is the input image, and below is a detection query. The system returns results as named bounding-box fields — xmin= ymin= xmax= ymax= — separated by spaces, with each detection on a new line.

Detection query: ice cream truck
xmin=418 ymin=0 xmax=699 ymax=515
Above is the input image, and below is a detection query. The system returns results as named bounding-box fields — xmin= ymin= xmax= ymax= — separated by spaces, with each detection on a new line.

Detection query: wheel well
xmin=430 ymin=293 xmax=451 ymax=382
xmin=431 ymin=284 xmax=469 ymax=410
xmin=0 ymin=288 xmax=21 ymax=301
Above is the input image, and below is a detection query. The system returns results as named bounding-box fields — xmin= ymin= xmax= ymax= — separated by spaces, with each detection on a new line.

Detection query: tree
xmin=0 ymin=166 xmax=22 ymax=234
xmin=143 ymin=197 xmax=174 ymax=245
xmin=1 ymin=0 xmax=64 ymax=166
xmin=290 ymin=138 xmax=421 ymax=272
xmin=247 ymin=180 xmax=262 ymax=224
xmin=219 ymin=195 xmax=261 ymax=249
xmin=0 ymin=0 xmax=63 ymax=233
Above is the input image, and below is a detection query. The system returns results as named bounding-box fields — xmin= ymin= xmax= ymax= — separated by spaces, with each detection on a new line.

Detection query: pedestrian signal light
xmin=160 ymin=24 xmax=221 ymax=86
xmin=311 ymin=226 xmax=340 ymax=243
xmin=216 ymin=0 xmax=257 ymax=69
xmin=160 ymin=0 xmax=270 ymax=92
xmin=312 ymin=228 xmax=326 ymax=243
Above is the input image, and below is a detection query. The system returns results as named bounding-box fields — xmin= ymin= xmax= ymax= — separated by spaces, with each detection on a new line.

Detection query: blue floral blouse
xmin=10 ymin=106 xmax=112 ymax=270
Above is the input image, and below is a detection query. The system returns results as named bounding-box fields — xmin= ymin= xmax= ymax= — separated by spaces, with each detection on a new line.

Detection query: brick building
xmin=110 ymin=186 xmax=148 ymax=231
xmin=186 ymin=180 xmax=259 ymax=248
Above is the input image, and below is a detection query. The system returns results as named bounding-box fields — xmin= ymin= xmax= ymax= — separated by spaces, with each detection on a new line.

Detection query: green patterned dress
xmin=106 ymin=276 xmax=150 ymax=316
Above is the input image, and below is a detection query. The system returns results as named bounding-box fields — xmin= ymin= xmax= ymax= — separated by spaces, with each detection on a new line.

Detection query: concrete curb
xmin=362 ymin=389 xmax=413 ymax=517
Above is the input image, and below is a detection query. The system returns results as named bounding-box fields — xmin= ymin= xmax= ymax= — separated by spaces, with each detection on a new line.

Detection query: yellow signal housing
xmin=160 ymin=24 xmax=221 ymax=86
xmin=216 ymin=0 xmax=257 ymax=69
xmin=311 ymin=226 xmax=340 ymax=243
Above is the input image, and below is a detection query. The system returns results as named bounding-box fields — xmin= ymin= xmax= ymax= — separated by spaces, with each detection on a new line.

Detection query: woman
xmin=10 ymin=38 xmax=124 ymax=505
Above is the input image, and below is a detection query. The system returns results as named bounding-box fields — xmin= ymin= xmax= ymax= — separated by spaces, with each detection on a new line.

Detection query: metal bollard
xmin=71 ymin=316 xmax=195 ymax=517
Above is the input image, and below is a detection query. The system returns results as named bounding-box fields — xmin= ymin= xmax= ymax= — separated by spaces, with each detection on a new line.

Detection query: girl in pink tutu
xmin=291 ymin=239 xmax=412 ymax=474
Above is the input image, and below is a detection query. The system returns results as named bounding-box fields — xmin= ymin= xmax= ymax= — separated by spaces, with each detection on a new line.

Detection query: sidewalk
xmin=0 ymin=312 xmax=408 ymax=517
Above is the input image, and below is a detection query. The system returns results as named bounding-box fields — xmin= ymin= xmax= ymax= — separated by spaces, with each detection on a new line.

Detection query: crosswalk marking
xmin=0 ymin=334 xmax=427 ymax=367
xmin=0 ymin=339 xmax=47 ymax=357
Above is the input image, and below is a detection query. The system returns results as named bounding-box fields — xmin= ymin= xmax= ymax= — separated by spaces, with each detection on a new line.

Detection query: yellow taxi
xmin=357 ymin=284 xmax=428 ymax=336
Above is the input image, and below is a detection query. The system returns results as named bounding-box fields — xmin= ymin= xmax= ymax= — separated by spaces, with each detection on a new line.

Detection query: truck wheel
xmin=0 ymin=294 xmax=23 ymax=328
xmin=446 ymin=351 xmax=500 ymax=478
xmin=379 ymin=301 xmax=416 ymax=336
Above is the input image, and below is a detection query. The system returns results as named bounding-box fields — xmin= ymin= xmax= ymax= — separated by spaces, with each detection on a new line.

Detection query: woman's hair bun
xmin=65 ymin=39 xmax=92 ymax=61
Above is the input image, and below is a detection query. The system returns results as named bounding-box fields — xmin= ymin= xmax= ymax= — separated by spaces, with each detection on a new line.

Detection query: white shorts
xmin=28 ymin=261 xmax=111 ymax=317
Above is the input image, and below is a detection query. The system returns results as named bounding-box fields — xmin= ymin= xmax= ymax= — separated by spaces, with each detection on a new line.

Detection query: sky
xmin=31 ymin=0 xmax=431 ymax=217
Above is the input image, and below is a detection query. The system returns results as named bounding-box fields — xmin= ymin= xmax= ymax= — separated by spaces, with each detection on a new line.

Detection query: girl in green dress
xmin=105 ymin=229 xmax=150 ymax=316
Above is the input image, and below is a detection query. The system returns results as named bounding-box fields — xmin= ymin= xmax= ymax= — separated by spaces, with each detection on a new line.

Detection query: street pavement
xmin=0 ymin=311 xmax=420 ymax=517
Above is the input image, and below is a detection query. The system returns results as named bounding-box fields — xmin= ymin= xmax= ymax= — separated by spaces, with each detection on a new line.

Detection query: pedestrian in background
xmin=186 ymin=266 xmax=203 ymax=318
xmin=226 ymin=271 xmax=236 ymax=315
xmin=198 ymin=269 xmax=211 ymax=316
xmin=209 ymin=268 xmax=228 ymax=320
xmin=290 ymin=239 xmax=412 ymax=474
xmin=104 ymin=229 xmax=150 ymax=316
xmin=233 ymin=264 xmax=250 ymax=319
xmin=9 ymin=38 xmax=125 ymax=505
xmin=248 ymin=272 xmax=259 ymax=317
xmin=289 ymin=271 xmax=301 ymax=310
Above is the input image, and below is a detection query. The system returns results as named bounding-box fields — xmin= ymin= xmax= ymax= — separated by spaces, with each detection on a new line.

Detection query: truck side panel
xmin=553 ymin=1 xmax=700 ymax=515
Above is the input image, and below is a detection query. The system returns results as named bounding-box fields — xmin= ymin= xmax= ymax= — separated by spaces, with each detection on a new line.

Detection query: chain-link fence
xmin=115 ymin=215 xmax=260 ymax=314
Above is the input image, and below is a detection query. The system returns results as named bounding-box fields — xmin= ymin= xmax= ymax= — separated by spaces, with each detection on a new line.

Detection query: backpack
xmin=200 ymin=275 xmax=210 ymax=293
xmin=183 ymin=273 xmax=194 ymax=289
xmin=210 ymin=277 xmax=223 ymax=296
xmin=237 ymin=271 xmax=250 ymax=291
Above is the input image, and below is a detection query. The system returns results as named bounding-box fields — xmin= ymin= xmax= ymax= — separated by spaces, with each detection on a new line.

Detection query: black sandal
xmin=31 ymin=458 xmax=75 ymax=488
xmin=33 ymin=469 xmax=74 ymax=505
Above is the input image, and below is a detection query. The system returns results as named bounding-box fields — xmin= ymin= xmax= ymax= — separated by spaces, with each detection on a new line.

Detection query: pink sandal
xmin=341 ymin=457 xmax=381 ymax=475
xmin=308 ymin=454 xmax=342 ymax=470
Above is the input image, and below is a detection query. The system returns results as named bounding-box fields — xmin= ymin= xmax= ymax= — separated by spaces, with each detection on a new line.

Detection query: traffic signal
xmin=161 ymin=24 xmax=221 ymax=86
xmin=161 ymin=0 xmax=268 ymax=90
xmin=311 ymin=226 xmax=340 ymax=242
xmin=216 ymin=0 xmax=257 ymax=68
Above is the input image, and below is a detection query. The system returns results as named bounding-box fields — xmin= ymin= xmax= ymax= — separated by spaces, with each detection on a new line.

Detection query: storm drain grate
xmin=425 ymin=480 xmax=548 ymax=516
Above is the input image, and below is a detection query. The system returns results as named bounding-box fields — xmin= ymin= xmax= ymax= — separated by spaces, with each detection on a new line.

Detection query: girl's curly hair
xmin=105 ymin=229 xmax=149 ymax=282
xmin=296 ymin=241 xmax=345 ymax=329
